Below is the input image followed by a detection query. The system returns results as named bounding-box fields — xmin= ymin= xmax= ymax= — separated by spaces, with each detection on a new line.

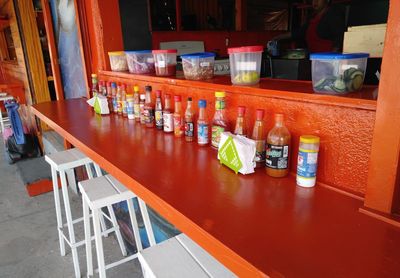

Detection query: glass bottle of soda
xmin=197 ymin=99 xmax=209 ymax=146
xmin=234 ymin=106 xmax=247 ymax=137
xmin=252 ymin=109 xmax=266 ymax=168
xmin=163 ymin=94 xmax=173 ymax=133
xmin=155 ymin=90 xmax=163 ymax=130
xmin=266 ymin=113 xmax=291 ymax=177
xmin=211 ymin=91 xmax=228 ymax=148
xmin=144 ymin=85 xmax=155 ymax=127
xmin=184 ymin=97 xmax=194 ymax=142
xmin=173 ymin=95 xmax=183 ymax=137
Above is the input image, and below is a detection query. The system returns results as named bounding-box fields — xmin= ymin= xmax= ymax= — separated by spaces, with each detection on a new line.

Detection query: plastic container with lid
xmin=310 ymin=52 xmax=369 ymax=94
xmin=152 ymin=49 xmax=177 ymax=76
xmin=181 ymin=52 xmax=216 ymax=80
xmin=108 ymin=51 xmax=128 ymax=71
xmin=296 ymin=135 xmax=320 ymax=188
xmin=125 ymin=50 xmax=155 ymax=74
xmin=228 ymin=45 xmax=263 ymax=85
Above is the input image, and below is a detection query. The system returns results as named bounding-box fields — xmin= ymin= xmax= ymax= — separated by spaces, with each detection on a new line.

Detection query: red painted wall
xmin=152 ymin=31 xmax=284 ymax=56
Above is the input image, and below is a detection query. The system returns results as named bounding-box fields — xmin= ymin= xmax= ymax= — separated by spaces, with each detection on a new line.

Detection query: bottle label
xmin=266 ymin=144 xmax=289 ymax=169
xmin=112 ymin=98 xmax=117 ymax=112
xmin=117 ymin=100 xmax=123 ymax=113
xmin=134 ymin=104 xmax=140 ymax=118
xmin=122 ymin=101 xmax=127 ymax=115
xmin=163 ymin=112 xmax=174 ymax=132
xmin=297 ymin=150 xmax=318 ymax=178
xmin=144 ymin=108 xmax=155 ymax=124
xmin=198 ymin=123 xmax=209 ymax=144
xmin=174 ymin=115 xmax=183 ymax=136
xmin=139 ymin=103 xmax=145 ymax=123
xmin=155 ymin=110 xmax=163 ymax=128
xmin=254 ymin=140 xmax=266 ymax=162
xmin=127 ymin=101 xmax=134 ymax=119
xmin=185 ymin=121 xmax=194 ymax=137
xmin=215 ymin=100 xmax=225 ymax=110
xmin=211 ymin=125 xmax=225 ymax=148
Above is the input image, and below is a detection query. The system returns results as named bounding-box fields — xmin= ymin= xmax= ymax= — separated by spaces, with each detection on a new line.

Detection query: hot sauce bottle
xmin=144 ymin=85 xmax=155 ymax=127
xmin=197 ymin=99 xmax=209 ymax=146
xmin=184 ymin=97 xmax=194 ymax=142
xmin=252 ymin=109 xmax=266 ymax=168
xmin=116 ymin=84 xmax=123 ymax=115
xmin=139 ymin=94 xmax=146 ymax=124
xmin=266 ymin=113 xmax=291 ymax=177
xmin=133 ymin=85 xmax=140 ymax=122
xmin=121 ymin=84 xmax=128 ymax=118
xmin=173 ymin=95 xmax=184 ymax=137
xmin=234 ymin=106 xmax=247 ymax=137
xmin=211 ymin=91 xmax=228 ymax=148
xmin=155 ymin=90 xmax=163 ymax=130
xmin=110 ymin=82 xmax=117 ymax=113
xmin=163 ymin=94 xmax=173 ymax=133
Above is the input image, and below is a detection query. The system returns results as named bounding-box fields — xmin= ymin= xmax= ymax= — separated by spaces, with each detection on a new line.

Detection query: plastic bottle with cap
xmin=121 ymin=84 xmax=127 ymax=118
xmin=91 ymin=73 xmax=98 ymax=96
xmin=184 ymin=97 xmax=194 ymax=142
xmin=144 ymin=85 xmax=155 ymax=127
xmin=126 ymin=93 xmax=134 ymax=120
xmin=234 ymin=106 xmax=247 ymax=137
xmin=163 ymin=94 xmax=173 ymax=133
xmin=296 ymin=135 xmax=320 ymax=187
xmin=173 ymin=95 xmax=184 ymax=137
xmin=133 ymin=85 xmax=140 ymax=121
xmin=197 ymin=99 xmax=209 ymax=146
xmin=139 ymin=93 xmax=146 ymax=124
xmin=252 ymin=109 xmax=266 ymax=168
xmin=155 ymin=90 xmax=163 ymax=130
xmin=211 ymin=91 xmax=228 ymax=148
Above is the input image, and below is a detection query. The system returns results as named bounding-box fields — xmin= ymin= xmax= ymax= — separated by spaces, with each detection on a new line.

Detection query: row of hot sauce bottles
xmin=94 ymin=76 xmax=320 ymax=186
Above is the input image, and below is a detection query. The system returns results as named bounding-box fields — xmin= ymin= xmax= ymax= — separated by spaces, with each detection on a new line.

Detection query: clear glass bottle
xmin=155 ymin=90 xmax=163 ymax=130
xmin=144 ymin=85 xmax=155 ymax=127
xmin=163 ymin=94 xmax=173 ymax=133
xmin=133 ymin=85 xmax=140 ymax=122
xmin=211 ymin=91 xmax=228 ymax=148
xmin=251 ymin=109 xmax=266 ymax=168
xmin=139 ymin=94 xmax=146 ymax=124
xmin=173 ymin=95 xmax=183 ymax=137
xmin=184 ymin=97 xmax=194 ymax=142
xmin=197 ymin=99 xmax=209 ymax=146
xmin=234 ymin=106 xmax=247 ymax=137
xmin=266 ymin=113 xmax=291 ymax=177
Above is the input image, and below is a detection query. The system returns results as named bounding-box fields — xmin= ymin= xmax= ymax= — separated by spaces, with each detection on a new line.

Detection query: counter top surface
xmin=32 ymin=99 xmax=399 ymax=277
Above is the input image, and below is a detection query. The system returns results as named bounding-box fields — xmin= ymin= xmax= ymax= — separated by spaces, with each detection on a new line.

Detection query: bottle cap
xmin=174 ymin=95 xmax=181 ymax=102
xmin=99 ymin=80 xmax=104 ymax=85
xmin=198 ymin=99 xmax=206 ymax=108
xmin=215 ymin=91 xmax=225 ymax=98
xmin=91 ymin=73 xmax=97 ymax=78
xmin=145 ymin=85 xmax=152 ymax=91
xmin=126 ymin=94 xmax=133 ymax=98
xmin=111 ymin=82 xmax=117 ymax=88
xmin=275 ymin=113 xmax=284 ymax=122
xmin=156 ymin=90 xmax=161 ymax=98
xmin=238 ymin=106 xmax=246 ymax=116
xmin=107 ymin=81 xmax=112 ymax=86
xmin=140 ymin=94 xmax=145 ymax=100
xmin=121 ymin=84 xmax=126 ymax=89
xmin=256 ymin=109 xmax=264 ymax=120
xmin=165 ymin=94 xmax=171 ymax=99
xmin=300 ymin=135 xmax=320 ymax=144
xmin=133 ymin=85 xmax=139 ymax=92
xmin=188 ymin=97 xmax=192 ymax=101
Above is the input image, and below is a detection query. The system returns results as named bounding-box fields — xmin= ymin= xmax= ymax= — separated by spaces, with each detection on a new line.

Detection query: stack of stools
xmin=45 ymin=148 xmax=128 ymax=278
xmin=79 ymin=173 xmax=236 ymax=277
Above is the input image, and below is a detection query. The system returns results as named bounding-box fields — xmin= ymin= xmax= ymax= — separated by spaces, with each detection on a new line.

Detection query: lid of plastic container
xmin=215 ymin=91 xmax=226 ymax=98
xmin=238 ymin=106 xmax=246 ymax=115
xmin=228 ymin=45 xmax=264 ymax=54
xmin=108 ymin=51 xmax=125 ymax=56
xmin=198 ymin=99 xmax=207 ymax=108
xmin=309 ymin=52 xmax=369 ymax=60
xmin=256 ymin=109 xmax=264 ymax=120
xmin=181 ymin=52 xmax=216 ymax=59
xmin=152 ymin=49 xmax=178 ymax=54
xmin=300 ymin=135 xmax=320 ymax=144
xmin=174 ymin=95 xmax=181 ymax=101
xmin=155 ymin=90 xmax=161 ymax=97
xmin=125 ymin=50 xmax=152 ymax=54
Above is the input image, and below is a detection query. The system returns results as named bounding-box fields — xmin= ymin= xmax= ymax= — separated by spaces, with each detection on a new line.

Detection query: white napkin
xmin=87 ymin=94 xmax=110 ymax=115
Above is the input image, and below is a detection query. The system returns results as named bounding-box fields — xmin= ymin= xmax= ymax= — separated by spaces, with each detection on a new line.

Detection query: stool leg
xmin=107 ymin=205 xmax=127 ymax=256
xmin=93 ymin=163 xmax=102 ymax=177
xmin=83 ymin=196 xmax=93 ymax=277
xmin=85 ymin=163 xmax=94 ymax=179
xmin=127 ymin=198 xmax=143 ymax=251
xmin=60 ymin=170 xmax=81 ymax=278
xmin=51 ymin=167 xmax=65 ymax=256
xmin=93 ymin=208 xmax=106 ymax=278
xmin=138 ymin=198 xmax=156 ymax=246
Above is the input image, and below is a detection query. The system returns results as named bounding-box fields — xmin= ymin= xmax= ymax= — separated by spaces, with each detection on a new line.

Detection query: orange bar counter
xmin=31 ymin=98 xmax=400 ymax=277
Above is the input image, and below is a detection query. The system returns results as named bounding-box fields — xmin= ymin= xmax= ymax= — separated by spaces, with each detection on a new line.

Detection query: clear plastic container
xmin=108 ymin=51 xmax=128 ymax=71
xmin=152 ymin=49 xmax=177 ymax=76
xmin=181 ymin=52 xmax=216 ymax=80
xmin=125 ymin=50 xmax=155 ymax=74
xmin=310 ymin=52 xmax=369 ymax=94
xmin=228 ymin=45 xmax=263 ymax=85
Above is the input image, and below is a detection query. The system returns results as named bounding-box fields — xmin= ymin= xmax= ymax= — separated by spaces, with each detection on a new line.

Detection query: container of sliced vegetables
xmin=228 ymin=45 xmax=263 ymax=85
xmin=310 ymin=53 xmax=369 ymax=94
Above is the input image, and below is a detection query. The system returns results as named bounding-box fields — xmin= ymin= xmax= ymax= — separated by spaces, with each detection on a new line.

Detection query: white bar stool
xmin=79 ymin=174 xmax=156 ymax=278
xmin=45 ymin=148 xmax=117 ymax=278
xmin=80 ymin=174 xmax=235 ymax=278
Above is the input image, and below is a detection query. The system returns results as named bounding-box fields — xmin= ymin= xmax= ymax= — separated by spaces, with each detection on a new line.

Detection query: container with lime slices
xmin=310 ymin=53 xmax=369 ymax=94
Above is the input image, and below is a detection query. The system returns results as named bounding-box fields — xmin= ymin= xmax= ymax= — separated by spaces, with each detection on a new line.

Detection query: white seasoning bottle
xmin=296 ymin=135 xmax=320 ymax=187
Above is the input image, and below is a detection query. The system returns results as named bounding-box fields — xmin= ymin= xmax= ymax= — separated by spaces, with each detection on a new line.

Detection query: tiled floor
xmin=0 ymin=145 xmax=143 ymax=278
